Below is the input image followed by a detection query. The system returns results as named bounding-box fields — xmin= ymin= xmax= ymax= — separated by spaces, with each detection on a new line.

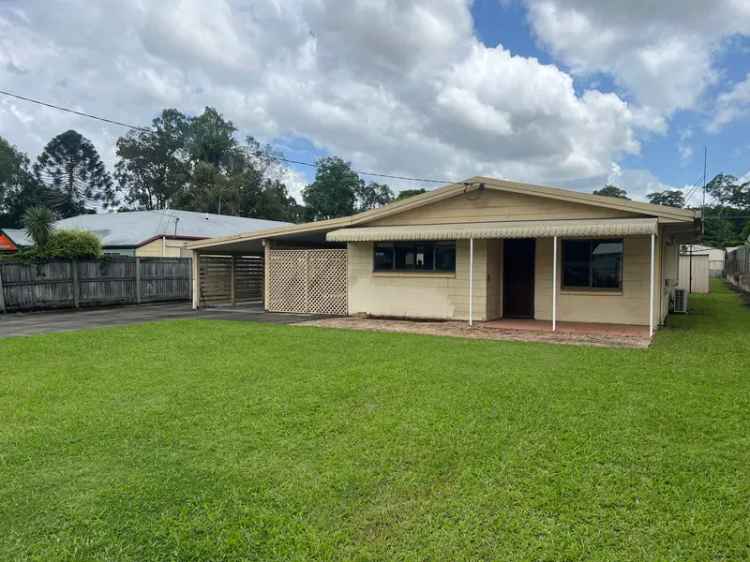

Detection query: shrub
xmin=45 ymin=229 xmax=102 ymax=259
xmin=16 ymin=229 xmax=102 ymax=261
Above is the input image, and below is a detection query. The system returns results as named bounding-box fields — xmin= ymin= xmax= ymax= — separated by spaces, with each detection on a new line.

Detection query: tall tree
xmin=0 ymin=137 xmax=50 ymax=228
xmin=647 ymin=190 xmax=685 ymax=208
xmin=302 ymin=157 xmax=360 ymax=220
xmin=700 ymin=174 xmax=750 ymax=247
xmin=115 ymin=109 xmax=191 ymax=210
xmin=34 ymin=130 xmax=115 ymax=216
xmin=0 ymin=137 xmax=27 ymax=214
xmin=186 ymin=107 xmax=238 ymax=169
xmin=593 ymin=184 xmax=629 ymax=199
xmin=355 ymin=181 xmax=394 ymax=211
xmin=705 ymin=173 xmax=750 ymax=209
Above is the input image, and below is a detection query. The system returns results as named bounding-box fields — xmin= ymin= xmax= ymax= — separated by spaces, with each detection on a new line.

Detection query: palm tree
xmin=22 ymin=206 xmax=56 ymax=248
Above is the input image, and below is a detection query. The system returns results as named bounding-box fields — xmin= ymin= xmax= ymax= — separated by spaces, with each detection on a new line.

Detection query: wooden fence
xmin=198 ymin=255 xmax=264 ymax=307
xmin=726 ymin=246 xmax=750 ymax=293
xmin=0 ymin=257 xmax=191 ymax=312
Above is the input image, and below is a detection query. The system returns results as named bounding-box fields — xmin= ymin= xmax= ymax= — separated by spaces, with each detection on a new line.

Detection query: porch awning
xmin=326 ymin=218 xmax=658 ymax=242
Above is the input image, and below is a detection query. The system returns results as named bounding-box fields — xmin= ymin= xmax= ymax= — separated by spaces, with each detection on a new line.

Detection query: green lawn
xmin=1 ymin=280 xmax=749 ymax=561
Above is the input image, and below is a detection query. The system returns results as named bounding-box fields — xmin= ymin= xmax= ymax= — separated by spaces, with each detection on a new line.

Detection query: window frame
xmin=561 ymin=238 xmax=624 ymax=292
xmin=373 ymin=241 xmax=457 ymax=273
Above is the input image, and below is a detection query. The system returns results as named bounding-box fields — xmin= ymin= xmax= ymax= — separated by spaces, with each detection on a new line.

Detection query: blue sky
xmin=270 ymin=0 xmax=750 ymax=202
xmin=1 ymin=1 xmax=749 ymax=203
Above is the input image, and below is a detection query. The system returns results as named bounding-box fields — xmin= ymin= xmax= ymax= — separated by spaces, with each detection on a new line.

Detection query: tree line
xmin=2 ymin=104 xmax=748 ymax=249
xmin=593 ymin=180 xmax=750 ymax=248
xmin=0 ymin=106 xmax=427 ymax=230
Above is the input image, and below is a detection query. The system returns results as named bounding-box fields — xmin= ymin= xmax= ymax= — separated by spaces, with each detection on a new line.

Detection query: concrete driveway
xmin=0 ymin=303 xmax=321 ymax=338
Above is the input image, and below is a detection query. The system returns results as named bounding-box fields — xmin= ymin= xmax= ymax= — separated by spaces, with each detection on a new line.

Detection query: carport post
xmin=192 ymin=251 xmax=200 ymax=310
xmin=230 ymin=255 xmax=236 ymax=306
xmin=649 ymin=233 xmax=655 ymax=337
xmin=135 ymin=257 xmax=142 ymax=304
xmin=468 ymin=237 xmax=474 ymax=327
xmin=552 ymin=236 xmax=557 ymax=332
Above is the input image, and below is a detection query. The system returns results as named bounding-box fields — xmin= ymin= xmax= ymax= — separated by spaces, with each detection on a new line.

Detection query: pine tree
xmin=34 ymin=130 xmax=115 ymax=216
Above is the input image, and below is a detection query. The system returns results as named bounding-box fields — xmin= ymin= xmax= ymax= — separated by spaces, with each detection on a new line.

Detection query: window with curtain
xmin=562 ymin=239 xmax=623 ymax=290
xmin=374 ymin=241 xmax=456 ymax=272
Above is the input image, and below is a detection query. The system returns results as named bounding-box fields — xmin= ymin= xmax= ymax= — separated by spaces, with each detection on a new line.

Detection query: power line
xmin=0 ymin=89 xmax=453 ymax=185
xmin=0 ymin=89 xmax=150 ymax=133
xmin=276 ymin=157 xmax=451 ymax=184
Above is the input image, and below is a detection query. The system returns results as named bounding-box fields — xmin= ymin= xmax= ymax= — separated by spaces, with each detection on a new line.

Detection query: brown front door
xmin=503 ymin=239 xmax=535 ymax=318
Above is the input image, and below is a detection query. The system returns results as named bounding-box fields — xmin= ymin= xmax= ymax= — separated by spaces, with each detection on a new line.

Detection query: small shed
xmin=678 ymin=252 xmax=710 ymax=294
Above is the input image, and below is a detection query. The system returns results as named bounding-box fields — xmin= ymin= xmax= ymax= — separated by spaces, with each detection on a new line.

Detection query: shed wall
xmin=678 ymin=255 xmax=710 ymax=294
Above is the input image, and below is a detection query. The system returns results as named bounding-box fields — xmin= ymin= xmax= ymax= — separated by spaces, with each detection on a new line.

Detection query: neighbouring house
xmin=1 ymin=210 xmax=290 ymax=257
xmin=0 ymin=229 xmax=27 ymax=253
xmin=189 ymin=177 xmax=702 ymax=337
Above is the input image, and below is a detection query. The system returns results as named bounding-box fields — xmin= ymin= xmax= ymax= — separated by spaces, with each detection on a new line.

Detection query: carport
xmin=188 ymin=223 xmax=348 ymax=315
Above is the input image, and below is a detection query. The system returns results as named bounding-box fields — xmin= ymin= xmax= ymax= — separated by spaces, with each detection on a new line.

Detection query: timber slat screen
xmin=267 ymin=249 xmax=347 ymax=315
xmin=0 ymin=257 xmax=191 ymax=313
xmin=198 ymin=255 xmax=263 ymax=307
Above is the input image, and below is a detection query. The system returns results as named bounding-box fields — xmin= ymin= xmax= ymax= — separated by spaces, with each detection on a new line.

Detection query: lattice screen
xmin=267 ymin=249 xmax=347 ymax=315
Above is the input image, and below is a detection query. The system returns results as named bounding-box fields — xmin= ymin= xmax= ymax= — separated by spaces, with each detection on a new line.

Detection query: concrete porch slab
xmin=295 ymin=317 xmax=652 ymax=348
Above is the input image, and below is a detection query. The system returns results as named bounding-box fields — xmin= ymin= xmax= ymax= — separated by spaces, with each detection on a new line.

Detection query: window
xmin=374 ymin=242 xmax=456 ymax=272
xmin=562 ymin=239 xmax=623 ymax=290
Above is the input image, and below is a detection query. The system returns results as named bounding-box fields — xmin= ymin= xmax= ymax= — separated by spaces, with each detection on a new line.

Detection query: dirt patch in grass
xmin=295 ymin=317 xmax=651 ymax=348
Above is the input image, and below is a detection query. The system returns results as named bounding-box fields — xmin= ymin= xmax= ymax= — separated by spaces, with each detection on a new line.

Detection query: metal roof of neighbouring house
xmin=49 ymin=210 xmax=291 ymax=248
xmin=1 ymin=228 xmax=33 ymax=247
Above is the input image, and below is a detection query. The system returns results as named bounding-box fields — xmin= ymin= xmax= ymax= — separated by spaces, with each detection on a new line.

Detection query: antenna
xmin=702 ymin=146 xmax=707 ymax=211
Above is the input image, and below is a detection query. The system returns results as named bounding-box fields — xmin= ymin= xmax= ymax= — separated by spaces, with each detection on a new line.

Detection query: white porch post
xmin=192 ymin=251 xmax=200 ymax=310
xmin=468 ymin=237 xmax=474 ymax=327
xmin=649 ymin=233 xmax=655 ymax=337
xmin=552 ymin=236 xmax=558 ymax=331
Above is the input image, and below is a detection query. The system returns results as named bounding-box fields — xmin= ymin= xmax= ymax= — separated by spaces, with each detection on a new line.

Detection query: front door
xmin=503 ymin=239 xmax=535 ymax=318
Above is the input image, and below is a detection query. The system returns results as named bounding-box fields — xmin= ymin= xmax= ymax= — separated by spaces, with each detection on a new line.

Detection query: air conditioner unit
xmin=673 ymin=288 xmax=688 ymax=313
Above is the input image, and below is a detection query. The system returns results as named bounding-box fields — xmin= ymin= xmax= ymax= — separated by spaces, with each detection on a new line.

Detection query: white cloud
xmin=607 ymin=166 xmax=703 ymax=204
xmin=678 ymin=128 xmax=694 ymax=162
xmin=708 ymin=73 xmax=750 ymax=132
xmin=525 ymin=0 xmax=750 ymax=114
xmin=0 ymin=0 xmax=667 ymax=196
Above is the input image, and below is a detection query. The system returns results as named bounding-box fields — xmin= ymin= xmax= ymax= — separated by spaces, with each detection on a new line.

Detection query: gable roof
xmin=51 ymin=210 xmax=290 ymax=248
xmin=188 ymin=176 xmax=699 ymax=250
xmin=1 ymin=228 xmax=32 ymax=247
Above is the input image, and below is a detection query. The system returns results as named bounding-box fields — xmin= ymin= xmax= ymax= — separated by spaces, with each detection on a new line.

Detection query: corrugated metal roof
xmin=326 ymin=218 xmax=659 ymax=242
xmin=50 ymin=210 xmax=290 ymax=247
xmin=2 ymin=228 xmax=32 ymax=246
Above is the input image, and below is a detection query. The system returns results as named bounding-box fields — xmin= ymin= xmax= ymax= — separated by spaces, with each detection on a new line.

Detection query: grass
xmin=1 ymin=280 xmax=749 ymax=561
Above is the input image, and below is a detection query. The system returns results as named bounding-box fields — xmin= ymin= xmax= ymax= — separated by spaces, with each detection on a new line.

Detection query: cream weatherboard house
xmin=189 ymin=177 xmax=701 ymax=337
